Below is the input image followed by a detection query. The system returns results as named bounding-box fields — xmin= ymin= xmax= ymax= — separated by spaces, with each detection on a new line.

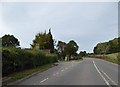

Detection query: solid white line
xmin=40 ymin=78 xmax=48 ymax=83
xmin=96 ymin=63 xmax=117 ymax=85
xmin=93 ymin=61 xmax=111 ymax=87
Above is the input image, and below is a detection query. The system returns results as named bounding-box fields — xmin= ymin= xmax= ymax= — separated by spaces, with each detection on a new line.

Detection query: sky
xmin=0 ymin=1 xmax=118 ymax=53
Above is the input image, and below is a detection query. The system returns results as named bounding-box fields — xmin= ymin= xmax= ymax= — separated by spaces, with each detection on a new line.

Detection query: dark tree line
xmin=93 ymin=37 xmax=120 ymax=54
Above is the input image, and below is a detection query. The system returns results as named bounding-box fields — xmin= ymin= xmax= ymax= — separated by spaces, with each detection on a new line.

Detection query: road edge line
xmin=93 ymin=60 xmax=111 ymax=87
xmin=95 ymin=62 xmax=117 ymax=85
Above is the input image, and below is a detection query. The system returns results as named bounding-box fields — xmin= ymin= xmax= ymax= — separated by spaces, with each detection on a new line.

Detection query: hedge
xmin=2 ymin=48 xmax=57 ymax=76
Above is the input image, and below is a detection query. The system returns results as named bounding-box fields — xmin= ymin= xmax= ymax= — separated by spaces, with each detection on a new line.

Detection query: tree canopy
xmin=31 ymin=29 xmax=54 ymax=53
xmin=64 ymin=40 xmax=79 ymax=59
xmin=56 ymin=41 xmax=66 ymax=59
xmin=1 ymin=34 xmax=20 ymax=47
xmin=79 ymin=51 xmax=87 ymax=57
xmin=93 ymin=38 xmax=119 ymax=54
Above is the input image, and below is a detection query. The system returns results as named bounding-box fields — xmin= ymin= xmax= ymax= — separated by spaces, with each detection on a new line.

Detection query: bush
xmin=46 ymin=54 xmax=58 ymax=63
xmin=2 ymin=48 xmax=57 ymax=76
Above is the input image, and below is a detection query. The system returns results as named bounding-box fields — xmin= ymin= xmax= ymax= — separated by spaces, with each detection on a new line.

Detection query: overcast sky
xmin=0 ymin=1 xmax=118 ymax=53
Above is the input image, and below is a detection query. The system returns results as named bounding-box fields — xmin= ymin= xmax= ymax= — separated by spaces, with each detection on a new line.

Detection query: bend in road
xmin=13 ymin=58 xmax=118 ymax=86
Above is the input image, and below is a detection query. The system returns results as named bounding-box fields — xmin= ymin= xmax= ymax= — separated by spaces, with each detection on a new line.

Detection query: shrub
xmin=2 ymin=48 xmax=57 ymax=76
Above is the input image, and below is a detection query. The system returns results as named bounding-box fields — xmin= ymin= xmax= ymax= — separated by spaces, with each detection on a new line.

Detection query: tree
xmin=31 ymin=32 xmax=47 ymax=49
xmin=2 ymin=34 xmax=20 ymax=47
xmin=79 ymin=51 xmax=86 ymax=57
xmin=31 ymin=28 xmax=55 ymax=53
xmin=93 ymin=38 xmax=120 ymax=54
xmin=57 ymin=41 xmax=66 ymax=59
xmin=109 ymin=38 xmax=119 ymax=53
xmin=64 ymin=40 xmax=79 ymax=60
xmin=48 ymin=28 xmax=54 ymax=53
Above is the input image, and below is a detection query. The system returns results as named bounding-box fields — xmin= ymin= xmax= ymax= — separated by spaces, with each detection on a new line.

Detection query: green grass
xmin=3 ymin=63 xmax=53 ymax=85
xmin=104 ymin=53 xmax=119 ymax=64
xmin=90 ymin=52 xmax=119 ymax=64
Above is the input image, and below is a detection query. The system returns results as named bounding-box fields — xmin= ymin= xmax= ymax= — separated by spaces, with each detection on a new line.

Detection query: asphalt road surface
xmin=15 ymin=58 xmax=118 ymax=86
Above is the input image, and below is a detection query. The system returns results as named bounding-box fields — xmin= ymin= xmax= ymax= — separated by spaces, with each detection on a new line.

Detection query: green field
xmin=89 ymin=52 xmax=119 ymax=64
xmin=104 ymin=52 xmax=119 ymax=64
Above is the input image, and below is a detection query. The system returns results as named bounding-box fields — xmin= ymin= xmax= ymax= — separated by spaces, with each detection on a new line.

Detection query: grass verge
xmin=3 ymin=63 xmax=53 ymax=85
xmin=104 ymin=53 xmax=119 ymax=64
xmin=89 ymin=52 xmax=119 ymax=64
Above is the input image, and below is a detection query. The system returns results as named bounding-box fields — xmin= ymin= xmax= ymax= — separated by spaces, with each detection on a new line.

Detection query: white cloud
xmin=1 ymin=2 xmax=118 ymax=52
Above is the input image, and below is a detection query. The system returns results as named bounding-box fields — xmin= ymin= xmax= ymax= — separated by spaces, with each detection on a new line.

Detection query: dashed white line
xmin=40 ymin=78 xmax=48 ymax=83
xmin=61 ymin=69 xmax=64 ymax=72
xmin=93 ymin=61 xmax=111 ymax=87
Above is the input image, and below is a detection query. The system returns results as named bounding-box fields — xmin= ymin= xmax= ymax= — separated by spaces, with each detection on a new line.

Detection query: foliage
xmin=57 ymin=41 xmax=66 ymax=53
xmin=31 ymin=29 xmax=54 ymax=53
xmin=79 ymin=51 xmax=87 ymax=57
xmin=89 ymin=52 xmax=119 ymax=64
xmin=1 ymin=34 xmax=20 ymax=47
xmin=2 ymin=48 xmax=57 ymax=76
xmin=57 ymin=41 xmax=66 ymax=60
xmin=48 ymin=29 xmax=54 ymax=53
xmin=93 ymin=38 xmax=119 ymax=54
xmin=64 ymin=40 xmax=79 ymax=60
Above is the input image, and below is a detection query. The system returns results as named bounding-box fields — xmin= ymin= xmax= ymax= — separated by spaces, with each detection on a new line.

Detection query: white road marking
xmin=95 ymin=63 xmax=117 ymax=85
xmin=93 ymin=61 xmax=111 ymax=87
xmin=61 ymin=69 xmax=64 ymax=72
xmin=40 ymin=78 xmax=48 ymax=83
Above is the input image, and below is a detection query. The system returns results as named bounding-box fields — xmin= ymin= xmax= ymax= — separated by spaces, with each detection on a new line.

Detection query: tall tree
xmin=1 ymin=34 xmax=20 ymax=47
xmin=31 ymin=28 xmax=55 ymax=53
xmin=57 ymin=41 xmax=66 ymax=53
xmin=57 ymin=41 xmax=66 ymax=59
xmin=48 ymin=28 xmax=54 ymax=53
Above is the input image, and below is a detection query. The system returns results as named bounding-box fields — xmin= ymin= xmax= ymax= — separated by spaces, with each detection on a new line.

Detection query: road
xmin=14 ymin=58 xmax=118 ymax=86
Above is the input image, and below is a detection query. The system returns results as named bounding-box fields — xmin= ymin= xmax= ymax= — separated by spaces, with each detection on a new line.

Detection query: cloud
xmin=1 ymin=2 xmax=118 ymax=52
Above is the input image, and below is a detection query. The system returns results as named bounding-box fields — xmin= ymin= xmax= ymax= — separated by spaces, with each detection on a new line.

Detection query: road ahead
xmin=15 ymin=58 xmax=118 ymax=86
